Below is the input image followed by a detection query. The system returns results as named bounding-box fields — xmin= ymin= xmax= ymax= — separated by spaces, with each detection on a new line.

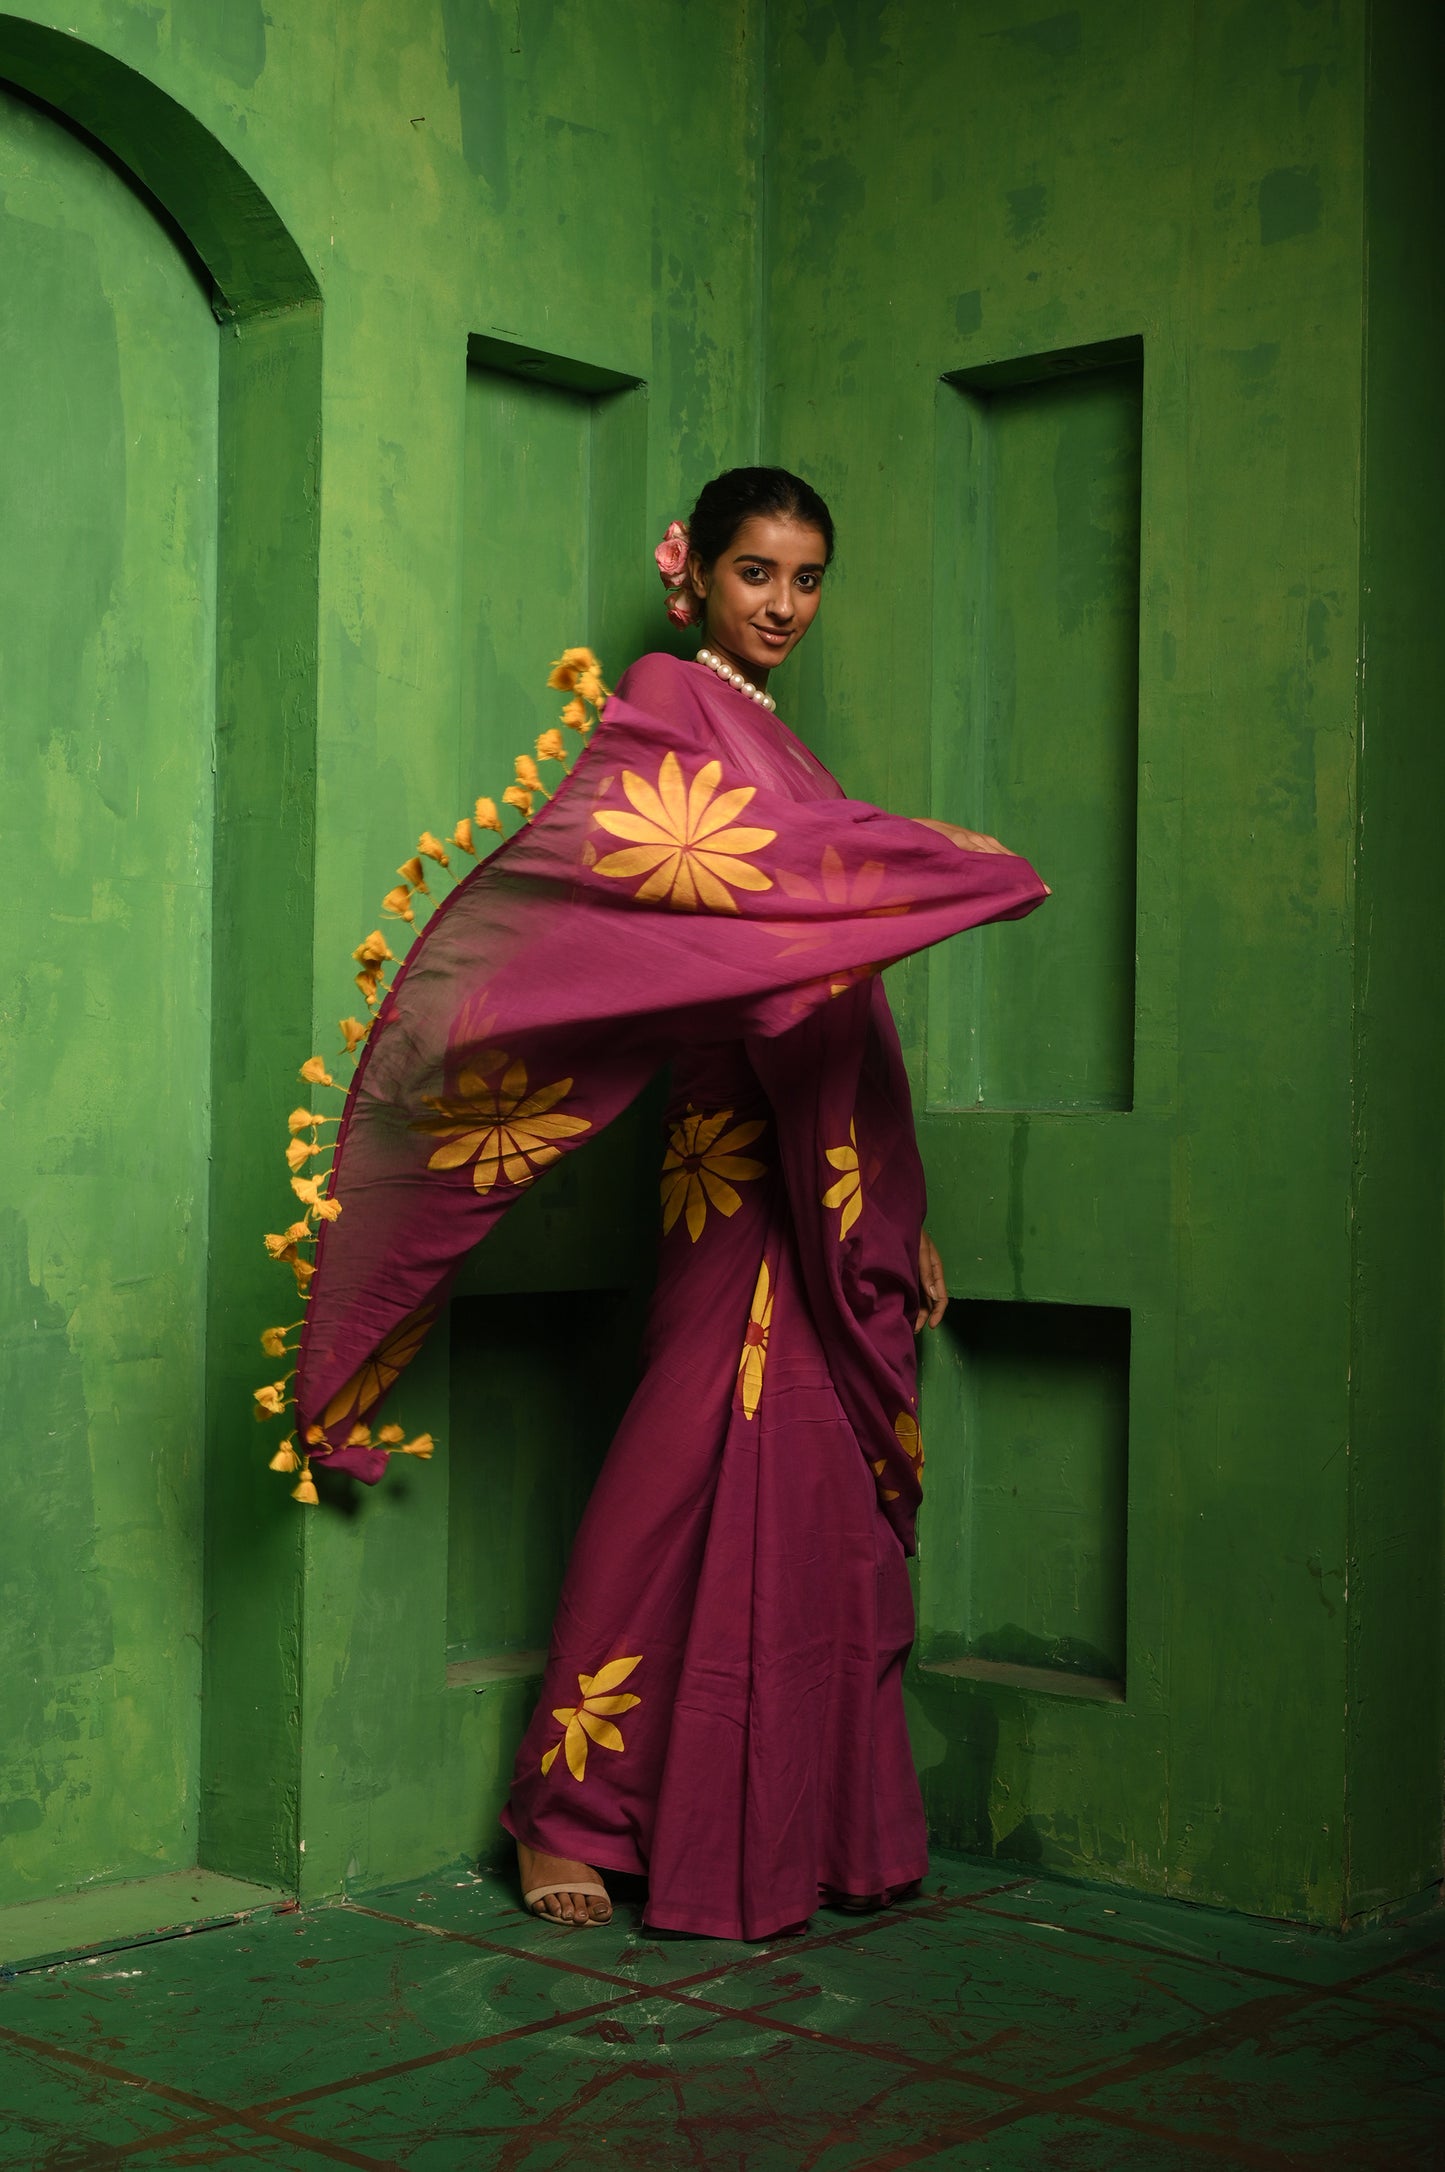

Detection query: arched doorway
xmin=0 ymin=25 xmax=320 ymax=1911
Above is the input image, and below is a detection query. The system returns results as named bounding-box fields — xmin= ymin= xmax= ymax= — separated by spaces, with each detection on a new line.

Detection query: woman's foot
xmin=517 ymin=1842 xmax=612 ymax=1926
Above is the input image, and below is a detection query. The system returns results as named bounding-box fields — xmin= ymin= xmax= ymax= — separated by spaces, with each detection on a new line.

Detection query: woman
xmin=294 ymin=468 xmax=1047 ymax=1943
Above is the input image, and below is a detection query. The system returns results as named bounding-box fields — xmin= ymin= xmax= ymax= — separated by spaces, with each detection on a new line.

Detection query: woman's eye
xmin=797 ymin=574 xmax=820 ymax=592
xmin=740 ymin=565 xmax=767 ymax=583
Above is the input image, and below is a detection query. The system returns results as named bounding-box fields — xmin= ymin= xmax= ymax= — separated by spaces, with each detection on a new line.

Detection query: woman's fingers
xmin=917 ymin=1231 xmax=949 ymax=1331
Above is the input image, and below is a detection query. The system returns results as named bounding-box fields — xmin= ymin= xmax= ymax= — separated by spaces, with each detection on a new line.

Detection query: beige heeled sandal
xmin=524 ymin=1880 xmax=611 ymax=1923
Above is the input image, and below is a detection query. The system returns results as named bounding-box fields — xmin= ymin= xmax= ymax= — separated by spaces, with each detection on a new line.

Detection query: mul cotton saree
xmin=296 ymin=651 xmax=1046 ymax=1940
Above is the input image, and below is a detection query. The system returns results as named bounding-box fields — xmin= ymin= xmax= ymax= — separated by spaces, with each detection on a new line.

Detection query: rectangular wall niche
xmin=446 ymin=1289 xmax=645 ymax=1676
xmin=928 ymin=338 xmax=1143 ymax=1112
xmin=919 ymin=1300 xmax=1130 ymax=1696
xmin=462 ymin=334 xmax=645 ymax=779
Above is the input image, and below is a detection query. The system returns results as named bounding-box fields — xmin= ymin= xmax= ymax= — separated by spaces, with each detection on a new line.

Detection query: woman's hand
xmin=916 ymin=1229 xmax=948 ymax=1332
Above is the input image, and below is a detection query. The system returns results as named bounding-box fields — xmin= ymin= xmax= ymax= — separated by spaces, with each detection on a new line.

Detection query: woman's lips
xmin=753 ymin=627 xmax=793 ymax=648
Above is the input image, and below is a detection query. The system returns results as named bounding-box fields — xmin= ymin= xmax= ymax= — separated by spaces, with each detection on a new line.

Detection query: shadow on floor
xmin=1 ymin=1852 xmax=1441 ymax=2168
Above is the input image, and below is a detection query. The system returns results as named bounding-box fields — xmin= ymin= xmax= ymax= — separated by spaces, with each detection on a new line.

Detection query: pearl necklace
xmin=696 ymin=645 xmax=776 ymax=712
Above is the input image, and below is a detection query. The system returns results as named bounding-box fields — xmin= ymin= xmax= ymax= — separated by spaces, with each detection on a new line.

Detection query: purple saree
xmin=296 ymin=652 xmax=1046 ymax=1939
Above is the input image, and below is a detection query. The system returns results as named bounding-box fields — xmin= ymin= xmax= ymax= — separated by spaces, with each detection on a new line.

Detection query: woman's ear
xmin=686 ymin=551 xmax=708 ymax=605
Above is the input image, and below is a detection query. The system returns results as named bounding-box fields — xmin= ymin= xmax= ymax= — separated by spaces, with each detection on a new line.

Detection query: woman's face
xmin=690 ymin=514 xmax=828 ymax=681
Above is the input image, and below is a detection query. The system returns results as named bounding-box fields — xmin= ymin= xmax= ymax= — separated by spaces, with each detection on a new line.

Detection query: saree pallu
xmin=296 ymin=651 xmax=1047 ymax=1939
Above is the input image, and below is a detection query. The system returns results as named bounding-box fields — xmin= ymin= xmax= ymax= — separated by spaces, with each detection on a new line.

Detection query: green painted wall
xmin=0 ymin=0 xmax=1437 ymax=1931
xmin=762 ymin=0 xmax=1443 ymax=1927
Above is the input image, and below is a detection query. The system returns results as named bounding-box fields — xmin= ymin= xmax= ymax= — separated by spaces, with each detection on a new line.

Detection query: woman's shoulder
xmin=613 ymin=649 xmax=698 ymax=701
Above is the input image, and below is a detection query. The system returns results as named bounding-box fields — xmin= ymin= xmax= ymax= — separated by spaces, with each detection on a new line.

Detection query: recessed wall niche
xmin=918 ymin=1299 xmax=1130 ymax=1698
xmin=928 ymin=338 xmax=1143 ymax=1112
xmin=462 ymin=333 xmax=645 ymax=773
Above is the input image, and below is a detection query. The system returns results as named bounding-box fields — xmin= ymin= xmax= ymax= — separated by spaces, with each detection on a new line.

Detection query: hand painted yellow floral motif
xmin=541 ymin=1654 xmax=642 ymax=1781
xmin=822 ymin=1121 xmax=862 ymax=1239
xmin=412 ymin=1051 xmax=590 ymax=1194
xmin=894 ymin=1410 xmax=924 ymax=1473
xmin=593 ymin=750 xmax=776 ymax=911
xmin=661 ymin=1107 xmax=767 ymax=1241
xmin=320 ymin=1304 xmax=438 ymax=1432
xmin=737 ymin=1258 xmax=774 ymax=1420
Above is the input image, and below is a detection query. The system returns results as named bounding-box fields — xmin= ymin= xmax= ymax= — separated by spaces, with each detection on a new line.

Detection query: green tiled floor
xmin=1 ymin=1857 xmax=1440 ymax=2168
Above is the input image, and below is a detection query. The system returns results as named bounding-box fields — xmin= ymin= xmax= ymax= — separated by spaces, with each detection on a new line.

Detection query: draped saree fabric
xmin=296 ymin=652 xmax=1046 ymax=1938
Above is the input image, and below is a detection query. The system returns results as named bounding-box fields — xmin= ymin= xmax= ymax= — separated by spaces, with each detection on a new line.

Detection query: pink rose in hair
xmin=654 ymin=520 xmax=691 ymax=583
xmin=665 ymin=586 xmax=699 ymax=627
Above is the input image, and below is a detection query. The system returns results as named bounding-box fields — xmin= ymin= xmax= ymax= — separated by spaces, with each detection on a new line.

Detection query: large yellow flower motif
xmin=412 ymin=1051 xmax=590 ymax=1194
xmin=321 ymin=1303 xmax=438 ymax=1432
xmin=822 ymin=1121 xmax=862 ymax=1239
xmin=593 ymin=751 xmax=776 ymax=912
xmin=737 ymin=1258 xmax=774 ymax=1420
xmin=661 ymin=1107 xmax=767 ymax=1241
xmin=541 ymin=1654 xmax=642 ymax=1781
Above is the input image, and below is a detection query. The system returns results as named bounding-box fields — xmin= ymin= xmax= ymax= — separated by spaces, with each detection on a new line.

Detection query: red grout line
xmin=0 ymin=2020 xmax=236 ymax=2122
xmin=252 ymin=1986 xmax=655 ymax=2114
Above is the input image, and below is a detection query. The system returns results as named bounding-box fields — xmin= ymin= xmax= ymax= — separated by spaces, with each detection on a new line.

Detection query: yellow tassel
xmin=293 ymin=1256 xmax=316 ymax=1293
xmin=381 ymin=884 xmax=415 ymax=923
xmin=449 ymin=818 xmax=476 ymax=856
xmin=339 ymin=1016 xmax=370 ymax=1054
xmin=269 ymin=1439 xmax=301 ymax=1473
xmin=346 ymin=1422 xmax=372 ymax=1448
xmin=400 ymin=1433 xmax=435 ymax=1459
xmin=355 ymin=968 xmax=383 ymax=1008
xmin=502 ymin=784 xmax=534 ymax=818
xmin=253 ymin=1379 xmax=290 ymax=1419
xmin=535 ymin=727 xmax=568 ymax=765
xmin=397 ymin=855 xmax=430 ymax=891
xmin=312 ymin=1195 xmax=342 ymax=1223
xmin=514 ymin=754 xmax=543 ymax=792
xmin=474 ymin=796 xmax=504 ymax=835
xmin=352 ymin=930 xmax=395 ymax=969
xmin=376 ymin=1423 xmax=405 ymax=1445
xmin=560 ymin=695 xmax=589 ymax=734
xmin=292 ymin=1464 xmax=319 ymax=1506
xmin=304 ymin=1424 xmax=325 ymax=1446
xmin=299 ymin=1056 xmax=334 ymax=1088
xmin=260 ymin=1324 xmax=299 ymax=1357
xmin=418 ymin=831 xmax=451 ymax=868
xmin=286 ymin=1137 xmax=326 ymax=1172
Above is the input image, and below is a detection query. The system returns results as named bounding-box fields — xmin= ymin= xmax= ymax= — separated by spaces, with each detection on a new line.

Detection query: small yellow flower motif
xmin=541 ymin=1654 xmax=642 ymax=1781
xmin=412 ymin=1052 xmax=591 ymax=1195
xmin=822 ymin=1121 xmax=862 ymax=1239
xmin=661 ymin=1107 xmax=767 ymax=1242
xmin=871 ymin=1457 xmax=900 ymax=1503
xmin=894 ymin=1410 xmax=923 ymax=1473
xmin=737 ymin=1259 xmax=774 ymax=1420
xmin=593 ymin=751 xmax=776 ymax=913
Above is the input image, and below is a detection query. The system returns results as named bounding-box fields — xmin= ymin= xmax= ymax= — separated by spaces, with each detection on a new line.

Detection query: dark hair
xmin=687 ymin=466 xmax=835 ymax=569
